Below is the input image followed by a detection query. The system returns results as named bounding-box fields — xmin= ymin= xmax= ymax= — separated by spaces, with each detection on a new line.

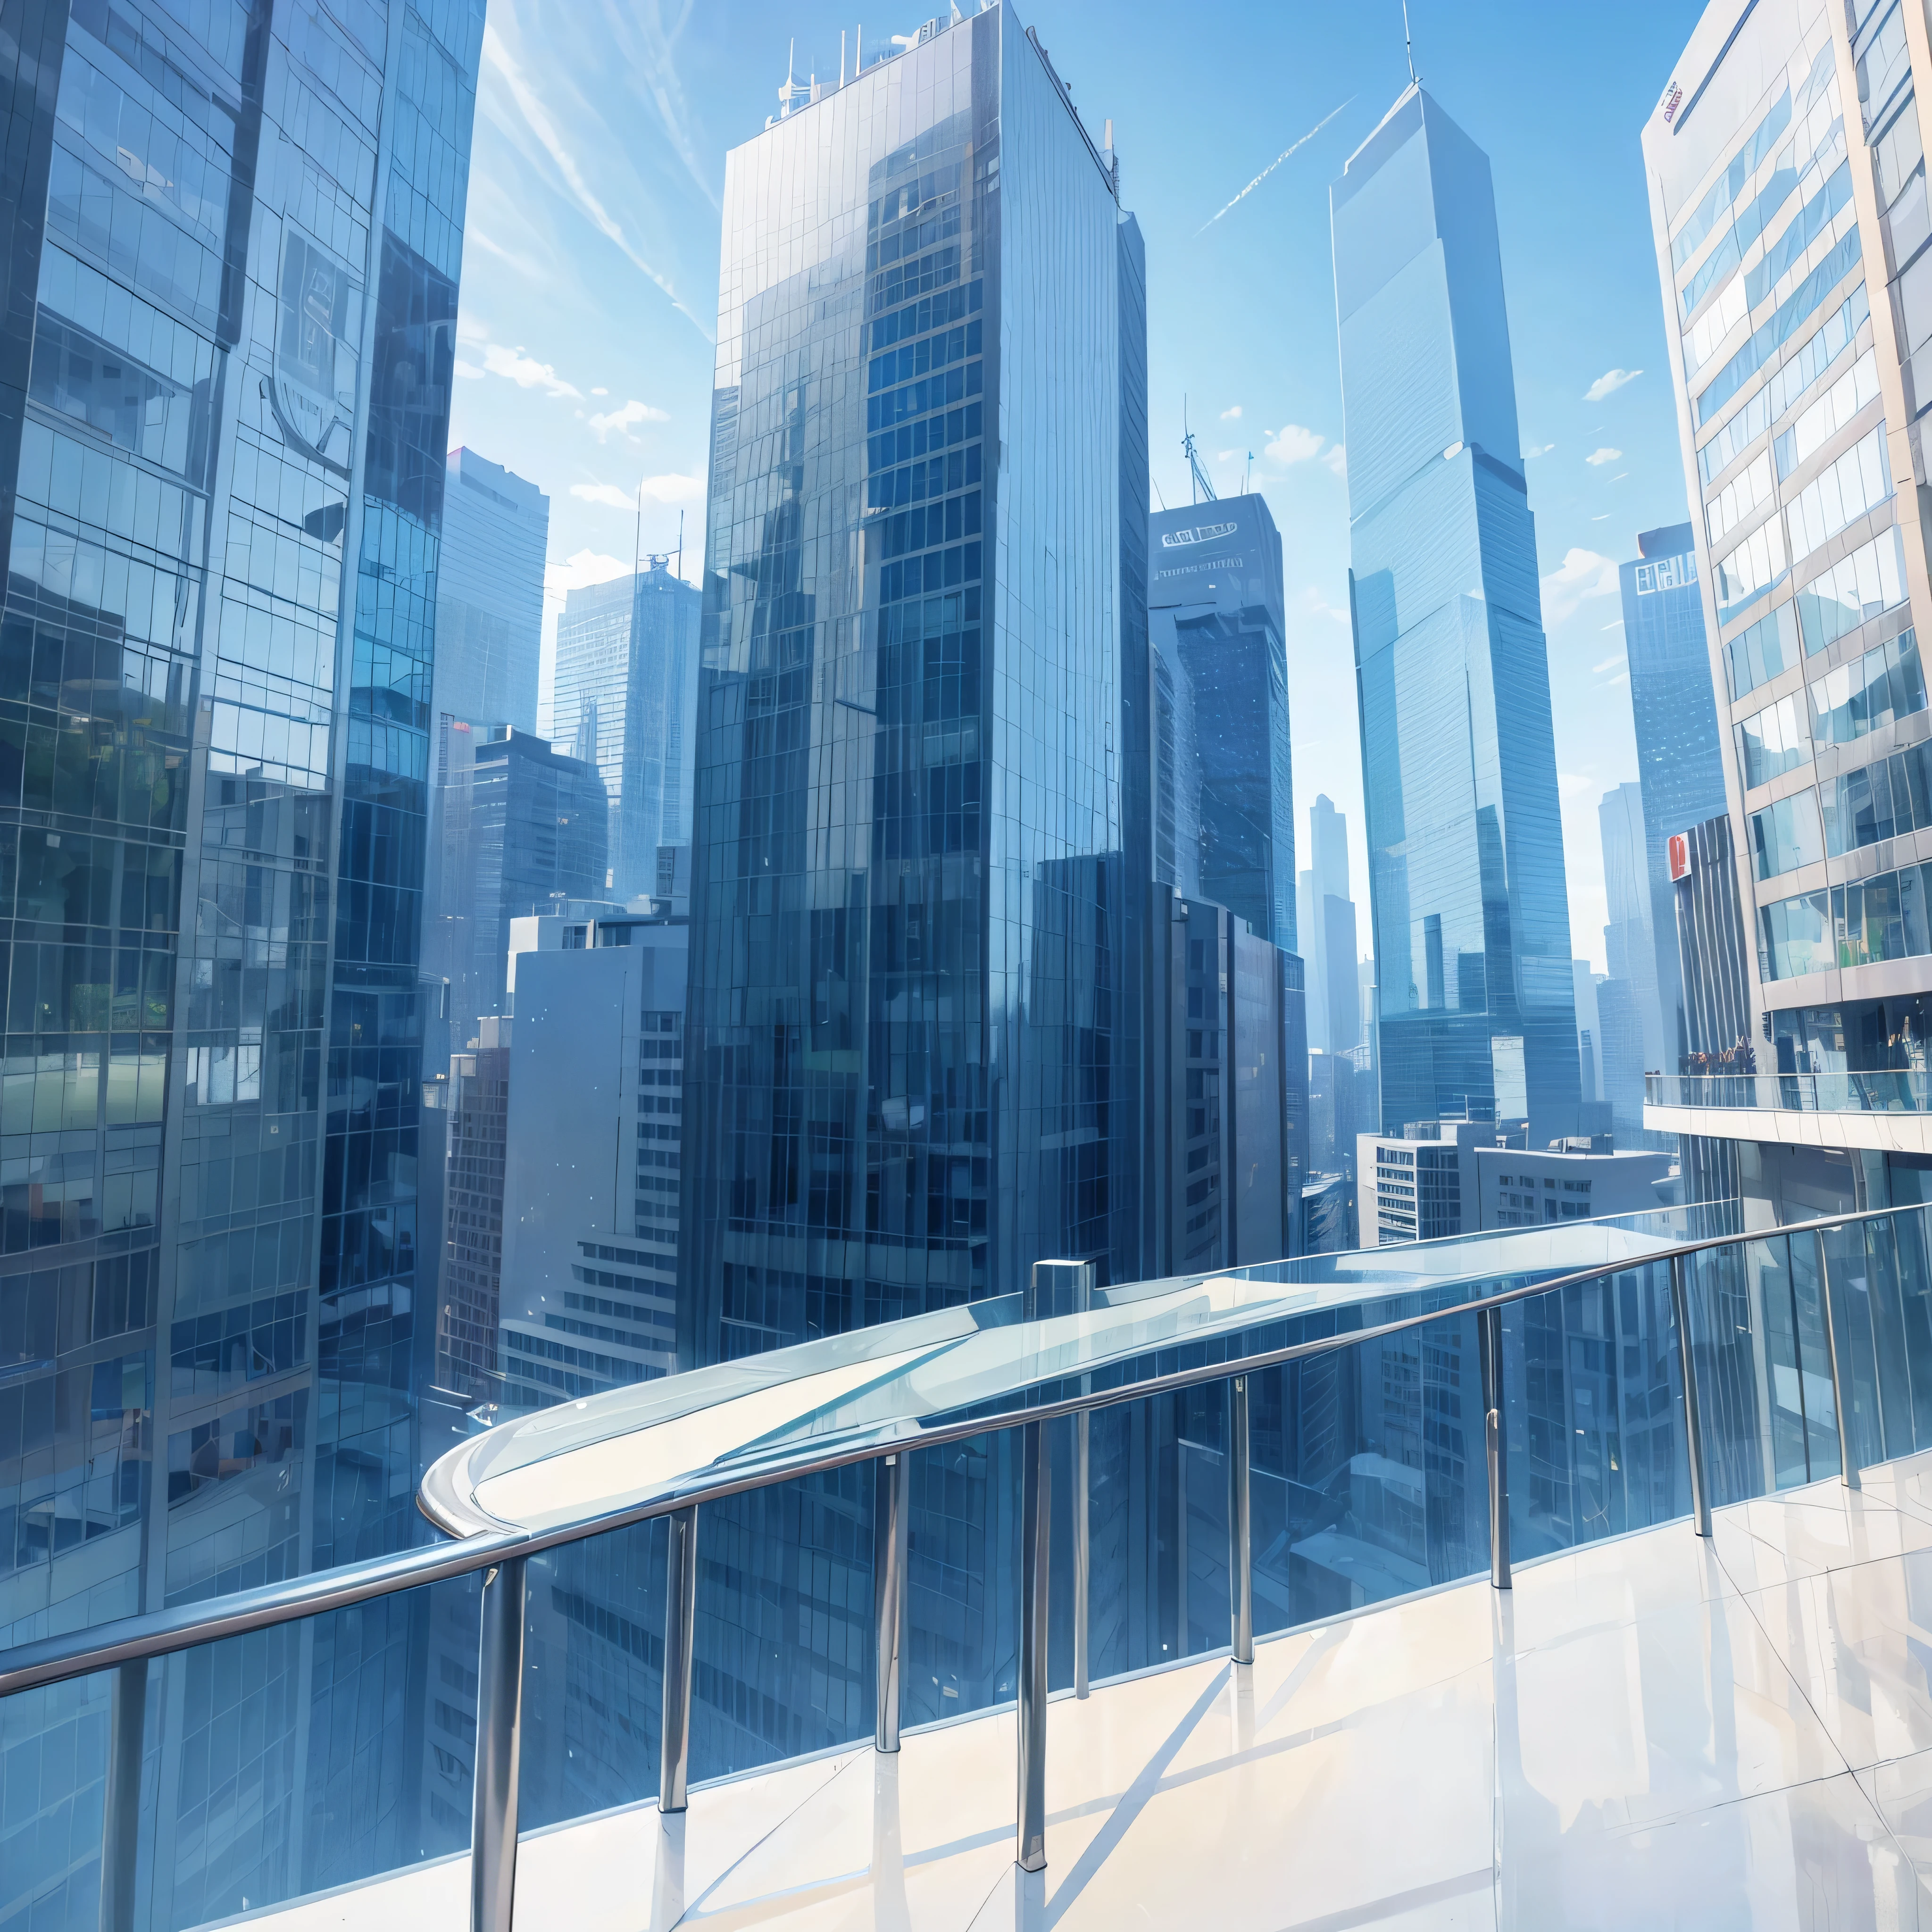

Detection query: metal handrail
xmin=7 ymin=1200 xmax=1906 ymax=1932
xmin=0 ymin=1198 xmax=1899 ymax=1703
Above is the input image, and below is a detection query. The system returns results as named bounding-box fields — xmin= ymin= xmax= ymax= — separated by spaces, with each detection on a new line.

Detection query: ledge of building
xmin=1644 ymin=1102 xmax=1932 ymax=1154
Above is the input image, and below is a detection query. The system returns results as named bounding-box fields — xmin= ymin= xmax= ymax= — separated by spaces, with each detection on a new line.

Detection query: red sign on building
xmin=1668 ymin=832 xmax=1691 ymax=882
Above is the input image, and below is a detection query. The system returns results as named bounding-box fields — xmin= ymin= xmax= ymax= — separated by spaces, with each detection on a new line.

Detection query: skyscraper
xmin=1333 ymin=85 xmax=1581 ymax=1142
xmin=1148 ymin=493 xmax=1296 ymax=949
xmin=551 ymin=560 xmax=701 ymax=900
xmin=1296 ymin=792 xmax=1360 ymax=1055
xmin=683 ymin=5 xmax=1146 ymax=1360
xmin=435 ymin=448 xmax=548 ymax=734
xmin=0 ymin=0 xmax=485 ymax=1922
xmin=1599 ymin=780 xmax=1664 ymax=1141
xmin=424 ymin=720 xmax=608 ymax=1050
xmin=1643 ymin=1 xmax=1932 ymax=1216
xmin=1620 ymin=522 xmax=1724 ymax=1066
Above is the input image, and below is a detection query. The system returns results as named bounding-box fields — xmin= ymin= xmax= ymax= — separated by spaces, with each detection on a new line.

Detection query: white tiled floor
xmin=244 ymin=1458 xmax=1932 ymax=1931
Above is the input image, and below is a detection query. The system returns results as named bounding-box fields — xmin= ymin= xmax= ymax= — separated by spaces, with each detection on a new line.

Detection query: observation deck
xmin=10 ymin=1205 xmax=1932 ymax=1930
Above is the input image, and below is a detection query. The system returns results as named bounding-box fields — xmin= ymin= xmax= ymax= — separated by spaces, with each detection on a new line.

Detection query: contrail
xmin=1196 ymin=98 xmax=1355 ymax=236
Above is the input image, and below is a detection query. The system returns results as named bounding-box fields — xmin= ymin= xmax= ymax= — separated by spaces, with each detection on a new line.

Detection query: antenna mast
xmin=1181 ymin=398 xmax=1218 ymax=506
xmin=1402 ymin=0 xmax=1417 ymax=84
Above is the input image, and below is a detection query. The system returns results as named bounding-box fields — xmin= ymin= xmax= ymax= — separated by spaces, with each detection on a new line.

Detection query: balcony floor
xmin=247 ymin=1456 xmax=1932 ymax=1931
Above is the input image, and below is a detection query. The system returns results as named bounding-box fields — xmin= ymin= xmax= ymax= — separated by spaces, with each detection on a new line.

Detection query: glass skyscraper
xmin=550 ymin=560 xmax=700 ymax=901
xmin=1620 ymin=522 xmax=1724 ymax=1066
xmin=1147 ymin=493 xmax=1296 ymax=951
xmin=682 ymin=3 xmax=1145 ymax=1360
xmin=1333 ymin=85 xmax=1582 ymax=1141
xmin=0 ymin=0 xmax=484 ymax=1923
xmin=433 ymin=448 xmax=546 ymax=735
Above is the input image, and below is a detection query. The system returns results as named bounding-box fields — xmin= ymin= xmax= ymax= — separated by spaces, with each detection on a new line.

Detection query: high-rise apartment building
xmin=551 ymin=560 xmax=701 ymax=900
xmin=1296 ymin=792 xmax=1361 ymax=1055
xmin=0 ymin=0 xmax=485 ymax=1923
xmin=435 ymin=449 xmax=547 ymax=735
xmin=1148 ymin=493 xmax=1296 ymax=949
xmin=1332 ymin=86 xmax=1582 ymax=1144
xmin=1643 ymin=0 xmax=1932 ymax=1212
xmin=1621 ymin=521 xmax=1726 ymax=1064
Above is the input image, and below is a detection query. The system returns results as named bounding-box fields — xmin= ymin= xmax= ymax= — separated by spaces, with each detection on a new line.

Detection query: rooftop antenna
xmin=1401 ymin=0 xmax=1418 ymax=84
xmin=840 ymin=28 xmax=847 ymax=84
xmin=1182 ymin=396 xmax=1218 ymax=506
xmin=675 ymin=508 xmax=684 ymax=583
xmin=632 ymin=477 xmax=645 ymax=585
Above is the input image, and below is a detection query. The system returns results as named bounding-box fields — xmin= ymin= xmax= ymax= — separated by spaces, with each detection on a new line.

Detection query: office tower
xmin=1599 ymin=781 xmax=1664 ymax=1142
xmin=497 ymin=905 xmax=685 ymax=1409
xmin=551 ymin=560 xmax=701 ymax=900
xmin=434 ymin=1016 xmax=512 ymax=1401
xmin=1673 ymin=812 xmax=1751 ymax=1059
xmin=1572 ymin=959 xmax=1603 ymax=1105
xmin=1621 ymin=522 xmax=1725 ymax=1063
xmin=1148 ymin=494 xmax=1296 ymax=948
xmin=0 ymin=0 xmax=485 ymax=1924
xmin=684 ymin=5 xmax=1147 ymax=1358
xmin=1643 ymin=2 xmax=1932 ymax=1216
xmin=1333 ymin=85 xmax=1581 ymax=1143
xmin=435 ymin=449 xmax=548 ymax=734
xmin=1296 ymin=792 xmax=1360 ymax=1055
xmin=424 ymin=721 xmax=608 ymax=1049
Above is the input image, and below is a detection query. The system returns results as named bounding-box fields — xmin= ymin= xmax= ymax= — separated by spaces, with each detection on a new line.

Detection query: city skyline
xmin=450 ymin=0 xmax=1706 ymax=977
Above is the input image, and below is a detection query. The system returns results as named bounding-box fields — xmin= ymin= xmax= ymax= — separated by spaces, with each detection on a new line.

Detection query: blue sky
xmin=447 ymin=0 xmax=1708 ymax=972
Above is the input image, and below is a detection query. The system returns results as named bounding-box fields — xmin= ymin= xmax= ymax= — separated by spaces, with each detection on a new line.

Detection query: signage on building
xmin=1661 ymin=79 xmax=1684 ymax=125
xmin=1668 ymin=832 xmax=1692 ymax=881
xmin=1159 ymin=521 xmax=1239 ymax=550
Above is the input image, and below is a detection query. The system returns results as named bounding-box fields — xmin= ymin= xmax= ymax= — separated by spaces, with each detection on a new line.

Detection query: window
xmin=1785 ymin=423 xmax=1891 ymax=562
xmin=1759 ymin=890 xmax=1833 ymax=979
xmin=1738 ymin=691 xmax=1812 ymax=787
xmin=1727 ymin=602 xmax=1801 ymax=700
xmin=1809 ymin=627 xmax=1925 ymax=746
xmin=1795 ymin=525 xmax=1907 ymax=654
xmin=1750 ymin=789 xmax=1825 ymax=879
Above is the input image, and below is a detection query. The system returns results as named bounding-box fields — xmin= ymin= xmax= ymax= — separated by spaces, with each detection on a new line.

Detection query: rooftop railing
xmin=1647 ymin=1069 xmax=1932 ymax=1112
xmin=4 ymin=1201 xmax=1926 ymax=1932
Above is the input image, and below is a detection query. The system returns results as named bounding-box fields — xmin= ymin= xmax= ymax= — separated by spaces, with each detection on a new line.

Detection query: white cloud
xmin=591 ymin=386 xmax=609 ymax=397
xmin=1602 ymin=618 xmax=1625 ymax=631
xmin=458 ymin=315 xmax=489 ymax=345
xmin=454 ymin=360 xmax=485 ymax=381
xmin=587 ymin=397 xmax=671 ymax=441
xmin=545 ymin=548 xmax=633 ymax=600
xmin=1323 ymin=442 xmax=1347 ymax=479
xmin=1267 ymin=424 xmax=1325 ymax=465
xmin=1217 ymin=447 xmax=1240 ymax=462
xmin=1524 ymin=442 xmax=1554 ymax=459
xmin=1558 ymin=772 xmax=1596 ymax=799
xmin=637 ymin=472 xmax=704 ymax=503
xmin=1541 ymin=547 xmax=1620 ymax=621
xmin=1585 ymin=447 xmax=1621 ymax=466
xmin=477 ymin=338 xmax=581 ymax=399
xmin=570 ymin=483 xmax=636 ymax=509
xmin=1584 ymin=367 xmax=1642 ymax=401
xmin=1220 ymin=405 xmax=1243 ymax=420
xmin=1592 ymin=652 xmax=1627 ymax=675
xmin=1297 ymin=585 xmax=1349 ymax=626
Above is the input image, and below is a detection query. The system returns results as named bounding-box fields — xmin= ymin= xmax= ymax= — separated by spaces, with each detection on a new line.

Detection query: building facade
xmin=0 ymin=0 xmax=485 ymax=1923
xmin=1333 ymin=85 xmax=1582 ymax=1144
xmin=497 ymin=907 xmax=685 ymax=1410
xmin=1599 ymin=780 xmax=1665 ymax=1142
xmin=434 ymin=447 xmax=547 ymax=735
xmin=433 ymin=1014 xmax=510 ymax=1401
xmin=424 ymin=720 xmax=608 ymax=1051
xmin=1642 ymin=0 xmax=1932 ymax=1213
xmin=1147 ymin=493 xmax=1296 ymax=950
xmin=551 ymin=560 xmax=701 ymax=901
xmin=1621 ymin=521 xmax=1726 ymax=1064
xmin=1297 ymin=791 xmax=1361 ymax=1058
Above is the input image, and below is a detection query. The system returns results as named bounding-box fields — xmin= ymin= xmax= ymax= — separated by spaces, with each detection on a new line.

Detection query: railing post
xmin=1016 ymin=1419 xmax=1049 ymax=1874
xmin=1669 ymin=1251 xmax=1713 ymax=1536
xmin=99 ymin=1657 xmax=145 ymax=1932
xmin=1813 ymin=1227 xmax=1862 ymax=1491
xmin=874 ymin=1453 xmax=908 ymax=1752
xmin=660 ymin=1505 xmax=700 ymax=1811
xmin=1073 ymin=1409 xmax=1091 ymax=1699
xmin=471 ymin=1555 xmax=526 ymax=1932
xmin=1227 ymin=1375 xmax=1253 ymax=1665
xmin=1480 ymin=1305 xmax=1510 ymax=1590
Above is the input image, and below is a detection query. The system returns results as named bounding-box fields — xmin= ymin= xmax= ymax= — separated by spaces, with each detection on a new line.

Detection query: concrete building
xmin=496 ymin=908 xmax=687 ymax=1409
xmin=1358 ymin=1121 xmax=1673 ymax=1246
